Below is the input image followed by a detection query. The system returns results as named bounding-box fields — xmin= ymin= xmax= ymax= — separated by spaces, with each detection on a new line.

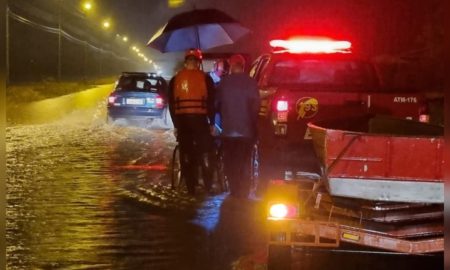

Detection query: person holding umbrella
xmin=168 ymin=48 xmax=216 ymax=196
xmin=215 ymin=54 xmax=260 ymax=198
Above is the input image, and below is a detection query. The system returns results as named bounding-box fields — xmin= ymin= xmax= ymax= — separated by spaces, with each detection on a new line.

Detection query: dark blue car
xmin=107 ymin=72 xmax=169 ymax=125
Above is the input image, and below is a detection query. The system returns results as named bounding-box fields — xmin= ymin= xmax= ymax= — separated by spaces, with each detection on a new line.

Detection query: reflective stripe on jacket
xmin=173 ymin=69 xmax=207 ymax=115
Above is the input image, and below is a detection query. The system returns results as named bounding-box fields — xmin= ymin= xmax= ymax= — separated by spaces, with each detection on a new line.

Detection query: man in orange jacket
xmin=168 ymin=49 xmax=216 ymax=195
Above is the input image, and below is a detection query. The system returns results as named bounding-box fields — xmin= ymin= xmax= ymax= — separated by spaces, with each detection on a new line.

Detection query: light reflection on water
xmin=6 ymin=85 xmax=265 ymax=270
xmin=6 ymin=122 xmax=265 ymax=270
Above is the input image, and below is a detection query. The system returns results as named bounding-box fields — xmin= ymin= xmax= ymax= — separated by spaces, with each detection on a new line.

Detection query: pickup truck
xmin=251 ymin=38 xmax=443 ymax=270
xmin=250 ymin=37 xmax=430 ymax=180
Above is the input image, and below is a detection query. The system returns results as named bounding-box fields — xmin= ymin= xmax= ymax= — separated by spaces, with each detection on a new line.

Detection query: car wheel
xmin=268 ymin=245 xmax=292 ymax=270
xmin=250 ymin=143 xmax=260 ymax=196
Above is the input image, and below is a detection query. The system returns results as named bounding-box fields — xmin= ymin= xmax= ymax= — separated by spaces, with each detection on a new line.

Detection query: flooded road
xmin=6 ymin=84 xmax=443 ymax=270
xmin=6 ymin=85 xmax=266 ymax=270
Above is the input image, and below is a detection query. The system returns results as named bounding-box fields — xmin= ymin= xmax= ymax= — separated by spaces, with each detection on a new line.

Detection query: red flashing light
xmin=276 ymin=100 xmax=289 ymax=112
xmin=270 ymin=37 xmax=351 ymax=54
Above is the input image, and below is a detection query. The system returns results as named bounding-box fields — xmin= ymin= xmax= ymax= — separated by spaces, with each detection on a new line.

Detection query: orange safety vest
xmin=173 ymin=69 xmax=208 ymax=115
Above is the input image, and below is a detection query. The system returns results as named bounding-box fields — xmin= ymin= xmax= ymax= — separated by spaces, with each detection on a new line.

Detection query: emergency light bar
xmin=270 ymin=37 xmax=352 ymax=54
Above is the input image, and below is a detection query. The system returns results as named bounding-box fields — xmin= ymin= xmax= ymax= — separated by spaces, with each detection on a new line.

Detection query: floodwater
xmin=6 ymin=85 xmax=266 ymax=270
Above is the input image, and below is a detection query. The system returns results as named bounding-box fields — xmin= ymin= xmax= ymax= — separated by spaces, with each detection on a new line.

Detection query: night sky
xmin=97 ymin=0 xmax=443 ymax=53
xmin=7 ymin=0 xmax=445 ymax=84
xmin=91 ymin=0 xmax=444 ymax=77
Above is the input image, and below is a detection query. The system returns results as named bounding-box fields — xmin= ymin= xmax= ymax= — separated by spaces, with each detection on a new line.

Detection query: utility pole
xmin=57 ymin=0 xmax=62 ymax=81
xmin=6 ymin=6 xmax=10 ymax=85
xmin=99 ymin=47 xmax=103 ymax=76
xmin=82 ymin=9 xmax=88 ymax=83
xmin=83 ymin=41 xmax=87 ymax=82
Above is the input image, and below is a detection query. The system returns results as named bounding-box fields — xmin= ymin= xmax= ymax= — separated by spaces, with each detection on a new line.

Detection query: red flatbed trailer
xmin=266 ymin=116 xmax=444 ymax=269
xmin=308 ymin=115 xmax=444 ymax=203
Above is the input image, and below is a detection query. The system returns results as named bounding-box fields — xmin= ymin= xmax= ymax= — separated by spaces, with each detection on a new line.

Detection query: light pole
xmin=6 ymin=6 xmax=10 ymax=85
xmin=102 ymin=20 xmax=110 ymax=29
xmin=81 ymin=1 xmax=92 ymax=82
xmin=82 ymin=2 xmax=92 ymax=11
xmin=57 ymin=0 xmax=62 ymax=81
xmin=83 ymin=41 xmax=87 ymax=82
xmin=99 ymin=47 xmax=103 ymax=76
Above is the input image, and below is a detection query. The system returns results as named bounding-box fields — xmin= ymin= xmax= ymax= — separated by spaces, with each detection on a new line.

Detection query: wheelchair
xmin=171 ymin=138 xmax=259 ymax=195
xmin=170 ymin=139 xmax=227 ymax=193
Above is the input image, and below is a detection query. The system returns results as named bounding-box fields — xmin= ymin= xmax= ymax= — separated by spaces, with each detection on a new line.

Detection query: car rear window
xmin=116 ymin=76 xmax=163 ymax=92
xmin=268 ymin=59 xmax=378 ymax=89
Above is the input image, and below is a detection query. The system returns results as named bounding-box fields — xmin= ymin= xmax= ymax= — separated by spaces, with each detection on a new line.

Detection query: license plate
xmin=126 ymin=98 xmax=144 ymax=105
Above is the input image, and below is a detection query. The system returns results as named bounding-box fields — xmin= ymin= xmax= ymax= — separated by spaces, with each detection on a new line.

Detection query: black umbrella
xmin=147 ymin=9 xmax=250 ymax=52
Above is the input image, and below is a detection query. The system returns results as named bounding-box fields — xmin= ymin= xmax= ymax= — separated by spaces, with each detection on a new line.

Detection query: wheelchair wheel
xmin=170 ymin=145 xmax=184 ymax=190
xmin=215 ymin=147 xmax=228 ymax=193
xmin=249 ymin=143 xmax=259 ymax=196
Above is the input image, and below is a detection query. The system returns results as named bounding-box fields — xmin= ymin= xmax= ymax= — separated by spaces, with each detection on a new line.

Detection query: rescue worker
xmin=168 ymin=48 xmax=216 ymax=195
xmin=215 ymin=54 xmax=260 ymax=198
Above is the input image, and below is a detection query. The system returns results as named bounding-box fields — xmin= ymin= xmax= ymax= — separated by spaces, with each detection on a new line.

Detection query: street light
xmin=122 ymin=36 xmax=128 ymax=42
xmin=102 ymin=20 xmax=110 ymax=29
xmin=82 ymin=1 xmax=92 ymax=11
xmin=132 ymin=46 xmax=137 ymax=51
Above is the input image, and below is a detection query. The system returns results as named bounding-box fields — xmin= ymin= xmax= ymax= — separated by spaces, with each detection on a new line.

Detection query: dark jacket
xmin=215 ymin=73 xmax=260 ymax=138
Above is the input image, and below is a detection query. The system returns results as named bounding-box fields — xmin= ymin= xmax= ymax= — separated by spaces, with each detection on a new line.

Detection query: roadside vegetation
xmin=6 ymin=77 xmax=116 ymax=104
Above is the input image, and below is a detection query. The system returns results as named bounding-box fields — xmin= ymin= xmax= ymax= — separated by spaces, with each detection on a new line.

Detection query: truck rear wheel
xmin=268 ymin=244 xmax=291 ymax=270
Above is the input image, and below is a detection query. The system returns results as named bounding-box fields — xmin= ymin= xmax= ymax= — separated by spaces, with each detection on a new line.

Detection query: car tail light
xmin=145 ymin=96 xmax=164 ymax=108
xmin=268 ymin=203 xmax=298 ymax=220
xmin=156 ymin=96 xmax=164 ymax=108
xmin=108 ymin=96 xmax=116 ymax=104
xmin=156 ymin=97 xmax=163 ymax=106
xmin=276 ymin=100 xmax=288 ymax=112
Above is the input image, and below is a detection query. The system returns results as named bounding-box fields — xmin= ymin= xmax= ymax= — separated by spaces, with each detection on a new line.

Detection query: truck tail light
xmin=274 ymin=99 xmax=289 ymax=124
xmin=268 ymin=202 xmax=298 ymax=220
xmin=419 ymin=114 xmax=430 ymax=123
xmin=419 ymin=102 xmax=430 ymax=123
xmin=276 ymin=100 xmax=289 ymax=112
